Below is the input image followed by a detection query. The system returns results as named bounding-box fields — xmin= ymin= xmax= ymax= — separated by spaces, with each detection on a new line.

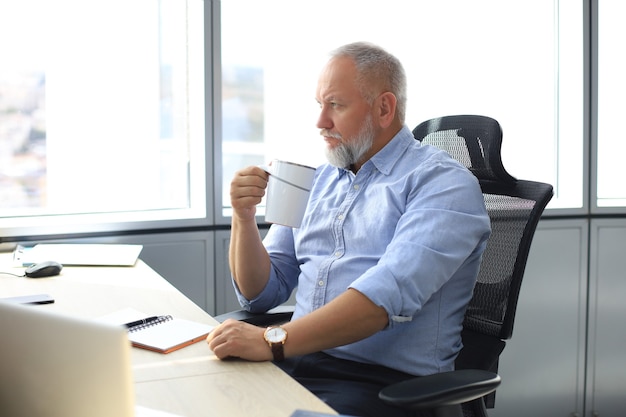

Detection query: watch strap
xmin=270 ymin=342 xmax=285 ymax=362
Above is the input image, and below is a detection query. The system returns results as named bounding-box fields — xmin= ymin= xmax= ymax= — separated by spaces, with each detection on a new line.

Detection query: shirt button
xmin=335 ymin=251 xmax=342 ymax=257
xmin=318 ymin=280 xmax=325 ymax=286
xmin=353 ymin=184 xmax=360 ymax=190
xmin=337 ymin=214 xmax=344 ymax=220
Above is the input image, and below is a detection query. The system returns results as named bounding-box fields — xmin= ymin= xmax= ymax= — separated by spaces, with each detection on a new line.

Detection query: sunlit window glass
xmin=597 ymin=0 xmax=626 ymax=208
xmin=220 ymin=0 xmax=583 ymax=215
xmin=0 ymin=0 xmax=205 ymax=235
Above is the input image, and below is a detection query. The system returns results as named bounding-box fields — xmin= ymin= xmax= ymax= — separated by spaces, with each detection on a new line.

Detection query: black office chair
xmin=216 ymin=115 xmax=554 ymax=417
xmin=377 ymin=115 xmax=553 ymax=417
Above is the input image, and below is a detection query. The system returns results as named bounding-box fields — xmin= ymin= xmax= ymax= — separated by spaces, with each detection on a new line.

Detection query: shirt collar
xmin=330 ymin=125 xmax=416 ymax=178
xmin=368 ymin=125 xmax=416 ymax=175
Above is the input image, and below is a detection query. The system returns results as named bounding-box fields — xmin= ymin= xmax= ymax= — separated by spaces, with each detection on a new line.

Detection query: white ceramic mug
xmin=262 ymin=160 xmax=316 ymax=228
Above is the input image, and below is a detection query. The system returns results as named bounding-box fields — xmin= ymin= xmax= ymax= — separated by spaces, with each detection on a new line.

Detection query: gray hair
xmin=330 ymin=42 xmax=407 ymax=123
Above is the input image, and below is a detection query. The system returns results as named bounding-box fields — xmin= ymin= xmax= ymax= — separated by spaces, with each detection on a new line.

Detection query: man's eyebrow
xmin=321 ymin=95 xmax=340 ymax=103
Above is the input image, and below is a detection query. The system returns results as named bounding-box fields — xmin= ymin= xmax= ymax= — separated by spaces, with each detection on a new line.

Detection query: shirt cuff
xmin=232 ymin=270 xmax=282 ymax=313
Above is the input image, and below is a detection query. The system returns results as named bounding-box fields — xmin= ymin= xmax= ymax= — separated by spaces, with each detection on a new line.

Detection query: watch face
xmin=265 ymin=327 xmax=287 ymax=343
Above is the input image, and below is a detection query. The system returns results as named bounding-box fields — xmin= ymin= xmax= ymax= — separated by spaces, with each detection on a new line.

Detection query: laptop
xmin=0 ymin=301 xmax=135 ymax=417
xmin=17 ymin=243 xmax=144 ymax=266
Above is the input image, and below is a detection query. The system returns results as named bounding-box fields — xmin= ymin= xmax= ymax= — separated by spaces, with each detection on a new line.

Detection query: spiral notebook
xmin=99 ymin=308 xmax=215 ymax=354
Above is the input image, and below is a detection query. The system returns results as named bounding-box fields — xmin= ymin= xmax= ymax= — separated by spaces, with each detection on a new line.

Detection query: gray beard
xmin=325 ymin=115 xmax=375 ymax=168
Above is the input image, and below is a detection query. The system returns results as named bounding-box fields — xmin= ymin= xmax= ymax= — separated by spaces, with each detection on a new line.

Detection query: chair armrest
xmin=378 ymin=369 xmax=500 ymax=411
xmin=213 ymin=305 xmax=295 ymax=327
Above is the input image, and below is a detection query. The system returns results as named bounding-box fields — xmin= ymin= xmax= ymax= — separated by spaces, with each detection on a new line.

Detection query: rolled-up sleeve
xmin=348 ymin=160 xmax=491 ymax=327
xmin=234 ymin=224 xmax=300 ymax=313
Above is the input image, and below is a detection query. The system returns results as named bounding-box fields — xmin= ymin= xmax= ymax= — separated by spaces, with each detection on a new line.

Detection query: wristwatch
xmin=263 ymin=326 xmax=288 ymax=362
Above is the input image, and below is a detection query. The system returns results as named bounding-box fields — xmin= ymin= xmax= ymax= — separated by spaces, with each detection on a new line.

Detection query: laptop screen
xmin=0 ymin=301 xmax=135 ymax=417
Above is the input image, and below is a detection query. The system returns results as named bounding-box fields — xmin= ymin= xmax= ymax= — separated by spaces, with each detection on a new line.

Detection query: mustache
xmin=320 ymin=129 xmax=342 ymax=140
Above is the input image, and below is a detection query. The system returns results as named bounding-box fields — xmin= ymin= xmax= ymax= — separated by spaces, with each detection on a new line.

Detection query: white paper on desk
xmin=135 ymin=405 xmax=184 ymax=417
xmin=22 ymin=243 xmax=143 ymax=266
xmin=97 ymin=308 xmax=214 ymax=354
xmin=129 ymin=318 xmax=214 ymax=353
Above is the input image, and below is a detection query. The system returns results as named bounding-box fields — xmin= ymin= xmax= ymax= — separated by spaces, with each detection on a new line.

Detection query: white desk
xmin=0 ymin=254 xmax=336 ymax=417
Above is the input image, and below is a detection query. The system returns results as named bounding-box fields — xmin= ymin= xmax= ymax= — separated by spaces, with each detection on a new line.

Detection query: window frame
xmin=590 ymin=0 xmax=626 ymax=215
xmin=0 ymin=0 xmax=215 ymax=243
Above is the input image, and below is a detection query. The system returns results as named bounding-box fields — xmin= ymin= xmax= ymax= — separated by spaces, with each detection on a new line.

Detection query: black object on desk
xmin=124 ymin=316 xmax=160 ymax=329
xmin=0 ymin=294 xmax=55 ymax=305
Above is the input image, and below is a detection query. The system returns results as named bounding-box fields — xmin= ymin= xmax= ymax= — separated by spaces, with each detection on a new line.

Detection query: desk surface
xmin=0 ymin=254 xmax=336 ymax=417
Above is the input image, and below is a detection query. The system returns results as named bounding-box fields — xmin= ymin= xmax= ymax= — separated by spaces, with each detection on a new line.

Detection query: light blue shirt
xmin=235 ymin=125 xmax=491 ymax=376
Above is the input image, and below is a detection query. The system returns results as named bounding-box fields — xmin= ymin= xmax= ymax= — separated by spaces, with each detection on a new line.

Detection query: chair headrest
xmin=413 ymin=115 xmax=517 ymax=186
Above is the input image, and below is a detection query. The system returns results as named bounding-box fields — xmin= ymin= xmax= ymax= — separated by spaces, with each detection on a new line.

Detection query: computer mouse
xmin=24 ymin=261 xmax=63 ymax=278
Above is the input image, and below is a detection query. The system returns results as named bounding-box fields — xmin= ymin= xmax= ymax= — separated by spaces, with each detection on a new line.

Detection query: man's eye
xmin=318 ymin=101 xmax=341 ymax=110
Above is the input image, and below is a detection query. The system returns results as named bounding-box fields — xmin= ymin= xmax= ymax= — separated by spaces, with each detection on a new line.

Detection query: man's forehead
xmin=316 ymin=57 xmax=360 ymax=99
xmin=323 ymin=56 xmax=357 ymax=80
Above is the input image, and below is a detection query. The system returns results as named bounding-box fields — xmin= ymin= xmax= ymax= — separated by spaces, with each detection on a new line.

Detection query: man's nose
xmin=316 ymin=107 xmax=332 ymax=130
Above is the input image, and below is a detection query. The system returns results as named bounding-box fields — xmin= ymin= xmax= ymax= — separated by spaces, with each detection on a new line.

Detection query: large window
xmin=596 ymin=0 xmax=626 ymax=208
xmin=219 ymin=0 xmax=584 ymax=215
xmin=0 ymin=0 xmax=206 ymax=238
xmin=3 ymin=0 xmax=624 ymax=242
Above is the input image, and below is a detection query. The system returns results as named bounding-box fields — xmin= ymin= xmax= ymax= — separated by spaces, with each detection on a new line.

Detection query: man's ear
xmin=376 ymin=92 xmax=397 ymax=129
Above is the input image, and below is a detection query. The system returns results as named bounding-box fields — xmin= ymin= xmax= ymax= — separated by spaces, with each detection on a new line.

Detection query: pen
xmin=124 ymin=316 xmax=160 ymax=329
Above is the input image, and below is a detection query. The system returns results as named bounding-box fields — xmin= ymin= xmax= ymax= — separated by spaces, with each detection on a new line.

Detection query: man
xmin=207 ymin=42 xmax=491 ymax=417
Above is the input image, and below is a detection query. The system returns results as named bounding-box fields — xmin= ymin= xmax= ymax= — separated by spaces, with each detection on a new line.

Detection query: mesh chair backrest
xmin=413 ymin=115 xmax=553 ymax=340
xmin=412 ymin=115 xmax=516 ymax=186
